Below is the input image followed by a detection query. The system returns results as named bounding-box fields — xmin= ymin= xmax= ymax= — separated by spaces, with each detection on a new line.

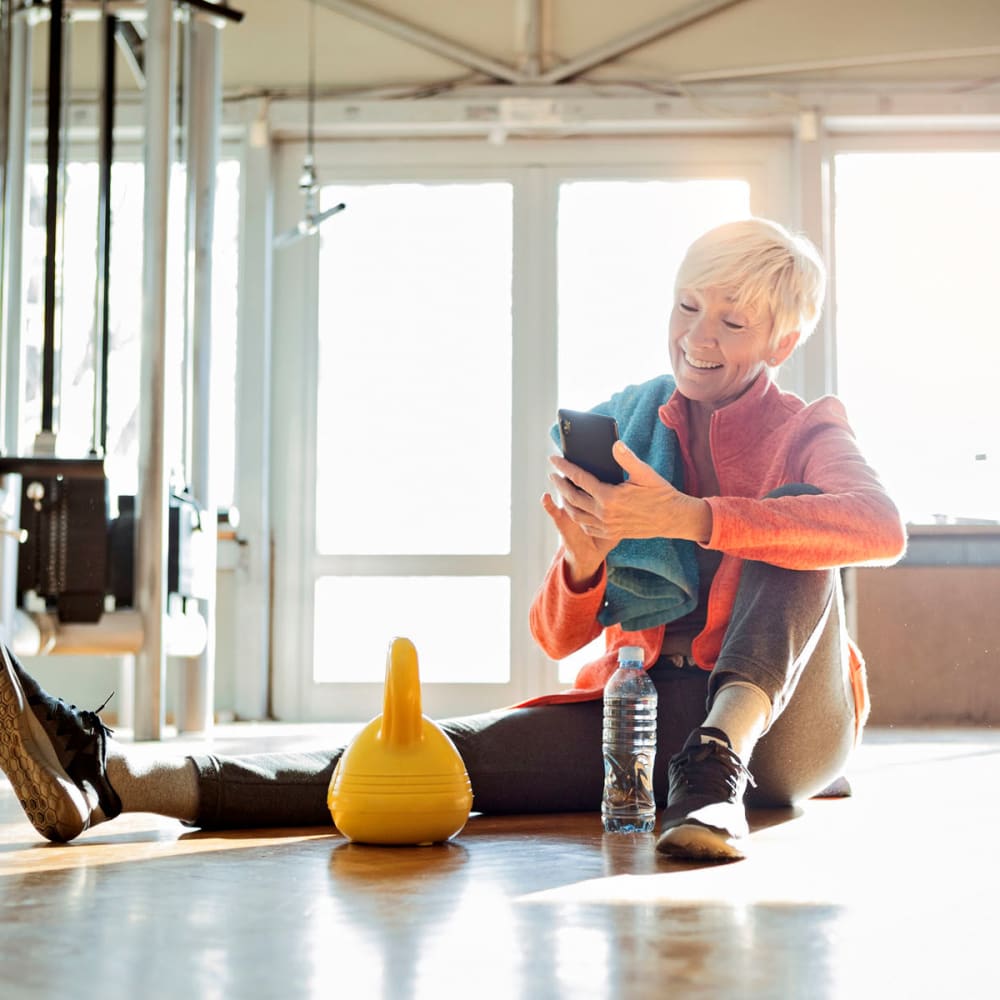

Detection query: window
xmin=834 ymin=151 xmax=1000 ymax=525
xmin=312 ymin=181 xmax=514 ymax=686
xmin=315 ymin=183 xmax=513 ymax=559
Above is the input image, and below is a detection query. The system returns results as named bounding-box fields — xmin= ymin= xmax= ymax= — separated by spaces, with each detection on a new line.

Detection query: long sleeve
xmin=704 ymin=397 xmax=907 ymax=569
xmin=528 ymin=550 xmax=607 ymax=660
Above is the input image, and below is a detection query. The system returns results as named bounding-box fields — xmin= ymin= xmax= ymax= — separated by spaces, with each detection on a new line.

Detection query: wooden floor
xmin=1 ymin=725 xmax=998 ymax=999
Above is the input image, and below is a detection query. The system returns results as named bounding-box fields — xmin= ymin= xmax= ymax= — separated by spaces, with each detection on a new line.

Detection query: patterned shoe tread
xmin=0 ymin=656 xmax=89 ymax=842
xmin=656 ymin=821 xmax=746 ymax=862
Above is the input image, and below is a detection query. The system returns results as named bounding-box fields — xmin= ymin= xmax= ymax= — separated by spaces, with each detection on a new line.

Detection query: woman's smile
xmin=682 ymin=352 xmax=723 ymax=371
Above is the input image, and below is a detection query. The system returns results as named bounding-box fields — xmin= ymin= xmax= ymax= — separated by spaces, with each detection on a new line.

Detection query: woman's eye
xmin=679 ymin=302 xmax=698 ymax=313
xmin=723 ymin=319 xmax=746 ymax=331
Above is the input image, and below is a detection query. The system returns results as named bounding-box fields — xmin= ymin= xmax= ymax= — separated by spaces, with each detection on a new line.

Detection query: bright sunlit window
xmin=312 ymin=181 xmax=513 ymax=685
xmin=313 ymin=576 xmax=510 ymax=684
xmin=834 ymin=152 xmax=1000 ymax=525
xmin=315 ymin=182 xmax=513 ymax=556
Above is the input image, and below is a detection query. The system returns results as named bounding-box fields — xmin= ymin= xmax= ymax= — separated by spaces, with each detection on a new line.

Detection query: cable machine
xmin=0 ymin=0 xmax=244 ymax=738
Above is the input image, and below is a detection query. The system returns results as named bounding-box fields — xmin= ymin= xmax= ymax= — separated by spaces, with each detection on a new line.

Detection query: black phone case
xmin=557 ymin=409 xmax=624 ymax=484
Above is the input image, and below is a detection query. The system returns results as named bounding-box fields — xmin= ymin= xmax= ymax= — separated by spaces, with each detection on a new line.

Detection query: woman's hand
xmin=545 ymin=440 xmax=713 ymax=567
xmin=540 ymin=480 xmax=617 ymax=591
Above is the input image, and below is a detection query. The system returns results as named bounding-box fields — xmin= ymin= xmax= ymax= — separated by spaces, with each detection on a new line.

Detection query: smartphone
xmin=557 ymin=409 xmax=624 ymax=485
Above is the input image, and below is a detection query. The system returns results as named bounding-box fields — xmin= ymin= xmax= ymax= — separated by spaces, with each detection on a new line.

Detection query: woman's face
xmin=668 ymin=285 xmax=794 ymax=411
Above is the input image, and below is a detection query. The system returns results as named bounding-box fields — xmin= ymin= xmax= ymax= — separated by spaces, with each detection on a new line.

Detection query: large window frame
xmin=268 ymin=136 xmax=792 ymax=722
xmin=823 ymin=128 xmax=1000 ymax=526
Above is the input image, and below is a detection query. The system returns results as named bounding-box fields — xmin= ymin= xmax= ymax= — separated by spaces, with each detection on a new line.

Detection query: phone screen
xmin=557 ymin=409 xmax=624 ymax=485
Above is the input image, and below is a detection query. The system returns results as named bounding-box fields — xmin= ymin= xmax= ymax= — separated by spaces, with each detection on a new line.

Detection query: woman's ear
xmin=771 ymin=330 xmax=801 ymax=366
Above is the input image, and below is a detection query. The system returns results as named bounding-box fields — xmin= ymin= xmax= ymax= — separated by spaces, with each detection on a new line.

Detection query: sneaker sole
xmin=0 ymin=650 xmax=89 ymax=842
xmin=656 ymin=822 xmax=747 ymax=862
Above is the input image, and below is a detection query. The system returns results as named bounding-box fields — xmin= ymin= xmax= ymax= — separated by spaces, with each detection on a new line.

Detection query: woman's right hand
xmin=541 ymin=483 xmax=616 ymax=592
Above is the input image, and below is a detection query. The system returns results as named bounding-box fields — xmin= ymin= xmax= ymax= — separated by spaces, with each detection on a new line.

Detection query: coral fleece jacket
xmin=526 ymin=374 xmax=907 ymax=735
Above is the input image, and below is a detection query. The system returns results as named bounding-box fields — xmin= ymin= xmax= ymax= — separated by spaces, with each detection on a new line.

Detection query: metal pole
xmin=0 ymin=1 xmax=10 ymax=427
xmin=516 ymin=0 xmax=543 ymax=78
xmin=178 ymin=7 xmax=221 ymax=734
xmin=40 ymin=0 xmax=65 ymax=444
xmin=0 ymin=3 xmax=10 ymax=641
xmin=1 ymin=5 xmax=32 ymax=457
xmin=232 ymin=103 xmax=273 ymax=721
xmin=92 ymin=8 xmax=116 ymax=456
xmin=134 ymin=0 xmax=173 ymax=741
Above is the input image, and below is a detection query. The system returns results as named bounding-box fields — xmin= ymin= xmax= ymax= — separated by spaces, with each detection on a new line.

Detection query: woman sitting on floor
xmin=0 ymin=217 xmax=906 ymax=861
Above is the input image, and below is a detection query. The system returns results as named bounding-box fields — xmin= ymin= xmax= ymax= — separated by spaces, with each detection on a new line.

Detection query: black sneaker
xmin=655 ymin=726 xmax=755 ymax=861
xmin=0 ymin=644 xmax=122 ymax=842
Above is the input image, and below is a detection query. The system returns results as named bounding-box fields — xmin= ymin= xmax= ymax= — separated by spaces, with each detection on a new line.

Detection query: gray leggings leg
xmin=190 ymin=540 xmax=856 ymax=825
xmin=189 ymin=667 xmax=709 ymax=829
xmin=712 ymin=558 xmax=857 ymax=806
xmin=707 ymin=483 xmax=857 ymax=805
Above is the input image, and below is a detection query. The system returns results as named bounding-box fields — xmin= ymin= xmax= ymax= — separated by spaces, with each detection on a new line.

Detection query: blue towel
xmin=551 ymin=375 xmax=699 ymax=630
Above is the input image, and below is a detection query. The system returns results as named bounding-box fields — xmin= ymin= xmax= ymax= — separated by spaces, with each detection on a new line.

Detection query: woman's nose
xmin=686 ymin=314 xmax=713 ymax=346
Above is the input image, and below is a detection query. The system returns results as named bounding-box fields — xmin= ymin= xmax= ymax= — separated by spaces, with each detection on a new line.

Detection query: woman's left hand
xmin=548 ymin=441 xmax=713 ymax=544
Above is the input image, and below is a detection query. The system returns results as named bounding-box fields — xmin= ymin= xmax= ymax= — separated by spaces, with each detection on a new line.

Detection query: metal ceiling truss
xmin=314 ymin=0 xmax=753 ymax=87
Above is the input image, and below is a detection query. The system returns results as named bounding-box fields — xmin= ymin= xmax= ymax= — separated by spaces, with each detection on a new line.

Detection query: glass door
xmin=312 ymin=180 xmax=515 ymax=689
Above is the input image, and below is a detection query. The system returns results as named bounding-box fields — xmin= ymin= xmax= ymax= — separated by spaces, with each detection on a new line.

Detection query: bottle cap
xmin=617 ymin=646 xmax=644 ymax=664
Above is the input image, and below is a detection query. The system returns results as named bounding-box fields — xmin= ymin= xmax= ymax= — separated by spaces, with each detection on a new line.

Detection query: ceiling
xmin=26 ymin=0 xmax=1000 ymax=103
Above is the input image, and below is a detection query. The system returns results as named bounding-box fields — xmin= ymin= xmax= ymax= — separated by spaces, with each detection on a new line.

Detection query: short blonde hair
xmin=674 ymin=218 xmax=826 ymax=346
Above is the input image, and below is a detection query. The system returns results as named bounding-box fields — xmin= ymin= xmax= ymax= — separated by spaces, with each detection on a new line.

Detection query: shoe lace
xmin=80 ymin=693 xmax=116 ymax=740
xmin=670 ymin=742 xmax=757 ymax=802
xmin=34 ymin=691 xmax=116 ymax=743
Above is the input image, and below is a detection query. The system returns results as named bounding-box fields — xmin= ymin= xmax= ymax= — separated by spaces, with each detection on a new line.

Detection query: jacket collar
xmin=660 ymin=370 xmax=776 ymax=435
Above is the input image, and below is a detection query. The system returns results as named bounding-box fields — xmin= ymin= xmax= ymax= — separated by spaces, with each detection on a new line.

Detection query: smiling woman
xmin=534 ymin=216 xmax=906 ymax=859
xmin=668 ymin=219 xmax=825 ymax=415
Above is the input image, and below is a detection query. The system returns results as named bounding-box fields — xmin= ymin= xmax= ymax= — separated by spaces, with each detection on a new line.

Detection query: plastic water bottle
xmin=602 ymin=646 xmax=658 ymax=833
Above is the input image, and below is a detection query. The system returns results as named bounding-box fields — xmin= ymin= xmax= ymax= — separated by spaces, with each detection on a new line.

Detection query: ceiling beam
xmin=516 ymin=0 xmax=545 ymax=77
xmin=115 ymin=19 xmax=145 ymax=87
xmin=314 ymin=0 xmax=529 ymax=85
xmin=537 ymin=0 xmax=753 ymax=84
xmin=675 ymin=44 xmax=1000 ymax=84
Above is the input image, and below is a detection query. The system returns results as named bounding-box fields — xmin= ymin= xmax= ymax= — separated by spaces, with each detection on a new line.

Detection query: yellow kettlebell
xmin=327 ymin=637 xmax=474 ymax=845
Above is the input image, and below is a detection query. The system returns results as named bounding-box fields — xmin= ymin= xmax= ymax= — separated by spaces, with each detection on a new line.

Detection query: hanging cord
xmin=307 ymin=0 xmax=316 ymax=166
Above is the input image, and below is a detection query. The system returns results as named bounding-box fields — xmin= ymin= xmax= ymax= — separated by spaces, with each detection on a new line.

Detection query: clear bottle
xmin=602 ymin=646 xmax=658 ymax=834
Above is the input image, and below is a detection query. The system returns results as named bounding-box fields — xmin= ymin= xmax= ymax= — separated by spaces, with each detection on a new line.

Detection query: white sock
xmin=702 ymin=682 xmax=773 ymax=763
xmin=106 ymin=746 xmax=200 ymax=822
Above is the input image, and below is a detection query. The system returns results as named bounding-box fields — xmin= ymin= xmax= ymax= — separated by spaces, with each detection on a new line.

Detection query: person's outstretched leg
xmin=190 ymin=663 xmax=710 ymax=830
xmin=2 ymin=644 xmax=712 ymax=840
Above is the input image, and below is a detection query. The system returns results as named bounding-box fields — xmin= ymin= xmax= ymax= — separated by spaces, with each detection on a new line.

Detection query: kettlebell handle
xmin=380 ymin=636 xmax=423 ymax=747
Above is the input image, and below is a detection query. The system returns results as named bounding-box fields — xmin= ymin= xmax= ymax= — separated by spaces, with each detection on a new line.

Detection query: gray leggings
xmin=190 ymin=555 xmax=857 ymax=829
